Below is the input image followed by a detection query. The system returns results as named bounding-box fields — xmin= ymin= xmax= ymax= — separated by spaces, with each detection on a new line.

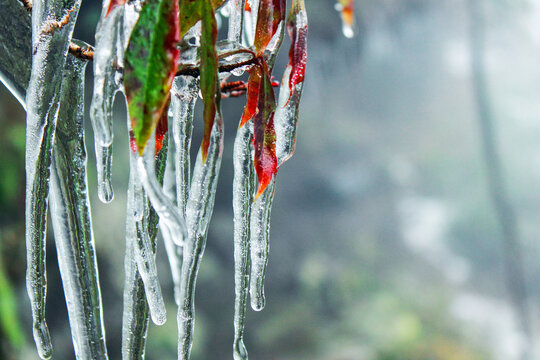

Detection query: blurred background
xmin=2 ymin=0 xmax=540 ymax=359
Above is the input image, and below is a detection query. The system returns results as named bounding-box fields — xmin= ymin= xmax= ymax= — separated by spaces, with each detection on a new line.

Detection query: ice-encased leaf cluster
xmin=0 ymin=0 xmax=308 ymax=358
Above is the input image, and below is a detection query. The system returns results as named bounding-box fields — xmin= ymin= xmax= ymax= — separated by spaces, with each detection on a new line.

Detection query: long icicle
xmin=162 ymin=75 xmax=199 ymax=304
xmin=232 ymin=119 xmax=254 ymax=360
xmin=228 ymin=0 xmax=246 ymax=43
xmin=122 ymin=137 xmax=168 ymax=359
xmin=48 ymin=50 xmax=109 ymax=360
xmin=249 ymin=177 xmax=275 ymax=311
xmin=90 ymin=1 xmax=125 ymax=203
xmin=178 ymin=115 xmax=224 ymax=360
xmin=25 ymin=0 xmax=81 ymax=358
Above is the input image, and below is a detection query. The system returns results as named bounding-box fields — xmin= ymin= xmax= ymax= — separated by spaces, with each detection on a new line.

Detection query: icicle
xmin=249 ymin=178 xmax=275 ymax=312
xmin=335 ymin=0 xmax=354 ymax=38
xmin=25 ymin=0 xmax=81 ymax=358
xmin=228 ymin=0 xmax=246 ymax=44
xmin=161 ymin=101 xmax=185 ymax=305
xmin=48 ymin=50 xmax=109 ymax=360
xmin=171 ymin=76 xmax=198 ymax=215
xmin=122 ymin=137 xmax=168 ymax=360
xmin=178 ymin=116 xmax=224 ymax=360
xmin=90 ymin=3 xmax=125 ymax=203
xmin=131 ymin=150 xmax=167 ymax=326
xmin=232 ymin=120 xmax=254 ymax=360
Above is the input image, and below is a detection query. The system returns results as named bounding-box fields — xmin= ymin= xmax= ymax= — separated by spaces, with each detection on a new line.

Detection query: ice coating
xmin=228 ymin=0 xmax=246 ymax=43
xmin=96 ymin=143 xmax=115 ymax=203
xmin=249 ymin=178 xmax=275 ymax=311
xmin=49 ymin=52 xmax=109 ymax=360
xmin=232 ymin=119 xmax=254 ymax=360
xmin=275 ymin=68 xmax=304 ymax=166
xmin=243 ymin=0 xmax=259 ymax=46
xmin=122 ymin=137 xmax=168 ymax=360
xmin=178 ymin=116 xmax=224 ymax=360
xmin=25 ymin=0 xmax=81 ymax=357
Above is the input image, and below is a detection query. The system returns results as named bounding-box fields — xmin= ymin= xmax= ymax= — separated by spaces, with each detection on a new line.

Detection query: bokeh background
xmin=2 ymin=0 xmax=540 ymax=359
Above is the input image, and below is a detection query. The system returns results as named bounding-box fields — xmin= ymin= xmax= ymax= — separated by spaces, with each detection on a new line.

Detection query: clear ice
xmin=25 ymin=0 xmax=81 ymax=357
xmin=178 ymin=116 xmax=224 ymax=360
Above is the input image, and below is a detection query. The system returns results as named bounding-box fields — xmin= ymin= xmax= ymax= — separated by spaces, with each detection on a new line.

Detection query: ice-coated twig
xmin=249 ymin=177 xmax=275 ymax=312
xmin=49 ymin=51 xmax=109 ymax=360
xmin=243 ymin=0 xmax=260 ymax=47
xmin=232 ymin=120 xmax=254 ymax=360
xmin=121 ymin=139 xmax=168 ymax=359
xmin=90 ymin=2 xmax=125 ymax=203
xmin=25 ymin=0 xmax=81 ymax=357
xmin=178 ymin=116 xmax=224 ymax=360
xmin=228 ymin=0 xmax=246 ymax=43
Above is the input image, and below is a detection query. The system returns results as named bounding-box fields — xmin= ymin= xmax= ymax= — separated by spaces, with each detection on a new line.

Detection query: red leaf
xmin=287 ymin=0 xmax=308 ymax=93
xmin=105 ymin=0 xmax=126 ymax=17
xmin=155 ymin=96 xmax=170 ymax=155
xmin=253 ymin=0 xmax=286 ymax=54
xmin=240 ymin=64 xmax=262 ymax=127
xmin=253 ymin=65 xmax=278 ymax=198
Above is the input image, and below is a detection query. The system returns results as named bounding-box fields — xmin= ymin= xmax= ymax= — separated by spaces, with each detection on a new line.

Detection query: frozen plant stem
xmin=232 ymin=119 xmax=255 ymax=360
xmin=25 ymin=0 xmax=81 ymax=358
xmin=49 ymin=52 xmax=109 ymax=360
xmin=178 ymin=116 xmax=224 ymax=360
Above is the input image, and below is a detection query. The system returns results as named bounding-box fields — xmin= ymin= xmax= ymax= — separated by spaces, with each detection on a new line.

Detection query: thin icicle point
xmin=96 ymin=143 xmax=115 ymax=203
xmin=249 ymin=177 xmax=275 ymax=312
xmin=25 ymin=0 xmax=81 ymax=357
xmin=232 ymin=119 xmax=254 ymax=360
xmin=49 ymin=51 xmax=109 ymax=360
xmin=178 ymin=116 xmax=224 ymax=360
xmin=122 ymin=137 xmax=168 ymax=360
xmin=228 ymin=0 xmax=246 ymax=43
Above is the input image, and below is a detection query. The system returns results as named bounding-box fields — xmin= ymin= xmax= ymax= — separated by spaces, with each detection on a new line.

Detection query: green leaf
xmin=179 ymin=0 xmax=225 ymax=39
xmin=124 ymin=0 xmax=180 ymax=154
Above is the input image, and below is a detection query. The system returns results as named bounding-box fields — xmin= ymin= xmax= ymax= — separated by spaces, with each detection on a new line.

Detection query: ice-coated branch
xmin=49 ymin=51 xmax=109 ymax=360
xmin=25 ymin=0 xmax=81 ymax=358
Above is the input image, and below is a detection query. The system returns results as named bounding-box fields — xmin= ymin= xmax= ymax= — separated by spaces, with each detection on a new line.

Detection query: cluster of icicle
xmin=20 ymin=0 xmax=307 ymax=359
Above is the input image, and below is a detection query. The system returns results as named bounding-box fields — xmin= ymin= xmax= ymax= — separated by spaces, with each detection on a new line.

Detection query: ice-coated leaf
xmin=124 ymin=0 xmax=180 ymax=154
xmin=253 ymin=0 xmax=285 ymax=54
xmin=253 ymin=65 xmax=277 ymax=198
xmin=155 ymin=97 xmax=170 ymax=155
xmin=179 ymin=0 xmax=225 ymax=39
xmin=200 ymin=0 xmax=221 ymax=161
xmin=240 ymin=64 xmax=262 ymax=127
xmin=286 ymin=0 xmax=307 ymax=94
